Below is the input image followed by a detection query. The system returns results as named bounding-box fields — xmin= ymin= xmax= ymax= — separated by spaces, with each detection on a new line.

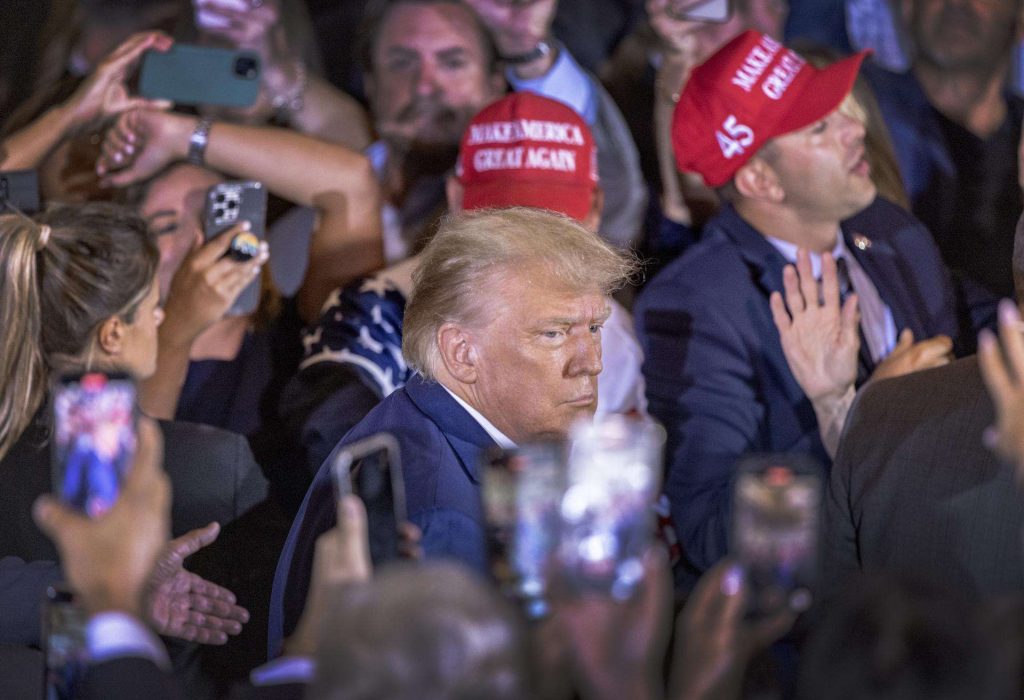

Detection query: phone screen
xmin=331 ymin=434 xmax=406 ymax=565
xmin=731 ymin=456 xmax=821 ymax=616
xmin=666 ymin=0 xmax=732 ymax=22
xmin=42 ymin=587 xmax=89 ymax=700
xmin=481 ymin=442 xmax=566 ymax=619
xmin=51 ymin=373 xmax=137 ymax=518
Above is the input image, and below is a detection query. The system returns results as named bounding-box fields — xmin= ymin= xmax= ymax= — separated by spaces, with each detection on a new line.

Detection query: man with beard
xmin=358 ymin=0 xmax=646 ymax=260
xmin=357 ymin=0 xmax=506 ymax=261
xmin=863 ymin=0 xmax=1024 ymax=299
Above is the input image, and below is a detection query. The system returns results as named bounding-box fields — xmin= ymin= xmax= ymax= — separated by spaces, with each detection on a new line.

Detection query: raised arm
xmin=769 ymin=250 xmax=860 ymax=458
xmin=190 ymin=0 xmax=373 ymax=149
xmin=97 ymin=109 xmax=383 ymax=321
xmin=1 ymin=32 xmax=171 ymax=171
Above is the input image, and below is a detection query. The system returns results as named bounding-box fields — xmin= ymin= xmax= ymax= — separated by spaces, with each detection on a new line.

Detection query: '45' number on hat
xmin=716 ymin=116 xmax=754 ymax=159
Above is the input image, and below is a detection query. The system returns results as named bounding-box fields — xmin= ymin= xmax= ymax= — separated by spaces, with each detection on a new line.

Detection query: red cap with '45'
xmin=671 ymin=30 xmax=869 ymax=188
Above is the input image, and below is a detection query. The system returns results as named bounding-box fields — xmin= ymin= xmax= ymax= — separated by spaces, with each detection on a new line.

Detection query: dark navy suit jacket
xmin=268 ymin=374 xmax=494 ymax=657
xmin=634 ymin=197 xmax=990 ymax=586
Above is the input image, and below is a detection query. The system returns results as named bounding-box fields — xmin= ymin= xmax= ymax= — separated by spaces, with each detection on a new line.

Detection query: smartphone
xmin=666 ymin=0 xmax=732 ymax=22
xmin=731 ymin=455 xmax=822 ymax=616
xmin=51 ymin=373 xmax=137 ymax=518
xmin=331 ymin=433 xmax=407 ymax=565
xmin=558 ymin=416 xmax=665 ymax=600
xmin=203 ymin=180 xmax=267 ymax=316
xmin=481 ymin=442 xmax=566 ymax=619
xmin=42 ymin=586 xmax=89 ymax=700
xmin=0 ymin=169 xmax=40 ymax=214
xmin=138 ymin=44 xmax=260 ymax=108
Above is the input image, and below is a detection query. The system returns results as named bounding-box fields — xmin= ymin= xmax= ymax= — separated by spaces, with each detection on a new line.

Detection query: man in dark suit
xmin=823 ymin=356 xmax=1024 ymax=601
xmin=269 ymin=207 xmax=636 ymax=655
xmin=634 ymin=31 xmax=990 ymax=587
xmin=822 ymin=216 xmax=1024 ymax=602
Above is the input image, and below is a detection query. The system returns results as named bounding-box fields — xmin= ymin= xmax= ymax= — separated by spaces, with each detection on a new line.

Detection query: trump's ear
xmin=437 ymin=322 xmax=478 ymax=384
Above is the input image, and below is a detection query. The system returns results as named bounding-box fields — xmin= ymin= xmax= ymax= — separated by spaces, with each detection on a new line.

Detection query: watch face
xmin=188 ymin=121 xmax=211 ymax=164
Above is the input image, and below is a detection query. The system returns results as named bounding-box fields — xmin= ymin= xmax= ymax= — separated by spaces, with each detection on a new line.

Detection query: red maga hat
xmin=457 ymin=91 xmax=598 ymax=222
xmin=672 ymin=30 xmax=869 ymax=188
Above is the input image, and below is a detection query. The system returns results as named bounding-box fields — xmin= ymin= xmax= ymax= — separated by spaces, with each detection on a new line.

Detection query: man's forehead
xmin=376 ymin=2 xmax=484 ymax=55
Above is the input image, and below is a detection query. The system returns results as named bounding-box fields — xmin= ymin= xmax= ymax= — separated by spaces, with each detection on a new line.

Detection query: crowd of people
xmin=3 ymin=0 xmax=1024 ymax=698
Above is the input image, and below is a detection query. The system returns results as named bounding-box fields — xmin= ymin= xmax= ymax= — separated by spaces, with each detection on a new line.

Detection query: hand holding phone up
xmin=160 ymin=222 xmax=269 ymax=346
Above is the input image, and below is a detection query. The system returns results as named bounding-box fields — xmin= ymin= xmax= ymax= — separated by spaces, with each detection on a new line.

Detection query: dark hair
xmin=357 ymin=0 xmax=500 ymax=76
xmin=0 ymin=202 xmax=158 ymax=459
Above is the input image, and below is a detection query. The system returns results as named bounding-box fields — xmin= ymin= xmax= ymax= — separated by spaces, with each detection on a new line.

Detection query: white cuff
xmin=87 ymin=612 xmax=169 ymax=671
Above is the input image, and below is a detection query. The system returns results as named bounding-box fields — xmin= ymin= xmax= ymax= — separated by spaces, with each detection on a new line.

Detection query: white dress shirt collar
xmin=440 ymin=385 xmax=517 ymax=450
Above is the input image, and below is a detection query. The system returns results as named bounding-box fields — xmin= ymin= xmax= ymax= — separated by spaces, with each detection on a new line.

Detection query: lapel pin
xmin=852 ymin=233 xmax=872 ymax=251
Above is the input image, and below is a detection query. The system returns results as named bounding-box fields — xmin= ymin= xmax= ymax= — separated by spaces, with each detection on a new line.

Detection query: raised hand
xmin=870 ymin=328 xmax=953 ymax=382
xmin=65 ymin=32 xmax=174 ymax=130
xmin=97 ymin=109 xmax=195 ymax=187
xmin=159 ymin=222 xmax=269 ymax=346
xmin=770 ymin=250 xmax=860 ymax=402
xmin=285 ymin=495 xmax=373 ymax=656
xmin=33 ymin=418 xmax=169 ymax=618
xmin=669 ymin=560 xmax=795 ymax=700
xmin=144 ymin=522 xmax=250 ymax=644
xmin=979 ymin=299 xmax=1024 ymax=470
xmin=463 ymin=0 xmax=558 ymax=57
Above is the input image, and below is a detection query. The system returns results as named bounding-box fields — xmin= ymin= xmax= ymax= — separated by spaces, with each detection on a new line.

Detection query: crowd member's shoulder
xmin=843 ymin=196 xmax=929 ymax=242
xmin=156 ymin=419 xmax=268 ymax=535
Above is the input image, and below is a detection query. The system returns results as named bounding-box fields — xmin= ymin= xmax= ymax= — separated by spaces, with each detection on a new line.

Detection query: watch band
xmin=502 ymin=40 xmax=552 ymax=65
xmin=187 ymin=119 xmax=213 ymax=166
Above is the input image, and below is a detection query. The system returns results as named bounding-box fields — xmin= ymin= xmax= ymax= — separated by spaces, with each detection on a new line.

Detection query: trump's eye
xmin=589 ymin=323 xmax=603 ymax=334
xmin=542 ymin=330 xmax=563 ymax=339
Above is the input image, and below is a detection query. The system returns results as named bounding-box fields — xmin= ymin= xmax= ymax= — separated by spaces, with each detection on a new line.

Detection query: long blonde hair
xmin=0 ymin=203 xmax=158 ymax=460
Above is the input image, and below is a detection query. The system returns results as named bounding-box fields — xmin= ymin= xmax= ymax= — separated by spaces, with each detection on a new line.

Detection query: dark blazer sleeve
xmin=81 ymin=657 xmax=179 ymax=700
xmin=159 ymin=421 xmax=268 ymax=537
xmin=0 ymin=557 xmax=61 ymax=645
xmin=636 ymin=269 xmax=765 ymax=575
xmin=822 ymin=394 xmax=867 ymax=597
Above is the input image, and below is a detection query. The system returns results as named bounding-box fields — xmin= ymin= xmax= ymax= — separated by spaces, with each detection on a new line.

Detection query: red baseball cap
xmin=457 ymin=91 xmax=598 ymax=222
xmin=672 ymin=31 xmax=869 ymax=187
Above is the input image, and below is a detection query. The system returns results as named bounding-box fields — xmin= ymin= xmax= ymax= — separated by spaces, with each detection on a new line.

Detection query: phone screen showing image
xmin=732 ymin=457 xmax=822 ymax=616
xmin=51 ymin=373 xmax=137 ymax=518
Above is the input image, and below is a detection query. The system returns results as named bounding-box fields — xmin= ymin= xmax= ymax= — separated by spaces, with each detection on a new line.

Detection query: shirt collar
xmin=765 ymin=230 xmax=847 ymax=278
xmin=440 ymin=385 xmax=517 ymax=450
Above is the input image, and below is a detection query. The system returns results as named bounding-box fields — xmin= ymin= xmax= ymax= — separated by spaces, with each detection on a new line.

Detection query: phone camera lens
xmin=234 ymin=56 xmax=259 ymax=80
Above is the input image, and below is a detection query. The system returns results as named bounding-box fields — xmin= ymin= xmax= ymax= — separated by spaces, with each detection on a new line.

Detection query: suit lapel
xmin=714 ymin=206 xmax=807 ymax=404
xmin=841 ymin=224 xmax=928 ymax=340
xmin=404 ymin=374 xmax=497 ymax=484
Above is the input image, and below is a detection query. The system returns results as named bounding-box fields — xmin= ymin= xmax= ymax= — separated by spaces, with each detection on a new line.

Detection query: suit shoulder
xmin=638 ymin=234 xmax=751 ymax=310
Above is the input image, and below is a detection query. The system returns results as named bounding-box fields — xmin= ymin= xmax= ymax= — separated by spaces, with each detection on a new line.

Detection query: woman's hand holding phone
xmin=159 ymin=223 xmax=268 ymax=347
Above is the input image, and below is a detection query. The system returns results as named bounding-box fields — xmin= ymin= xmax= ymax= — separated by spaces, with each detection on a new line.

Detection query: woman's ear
xmin=95 ymin=316 xmax=127 ymax=358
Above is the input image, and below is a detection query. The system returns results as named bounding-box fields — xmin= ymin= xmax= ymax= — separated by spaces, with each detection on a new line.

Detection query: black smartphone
xmin=0 ymin=169 xmax=40 ymax=214
xmin=481 ymin=442 xmax=566 ymax=619
xmin=138 ymin=44 xmax=260 ymax=107
xmin=666 ymin=0 xmax=732 ymax=22
xmin=203 ymin=180 xmax=267 ymax=316
xmin=42 ymin=586 xmax=89 ymax=700
xmin=731 ymin=455 xmax=822 ymax=616
xmin=51 ymin=373 xmax=137 ymax=518
xmin=331 ymin=433 xmax=407 ymax=565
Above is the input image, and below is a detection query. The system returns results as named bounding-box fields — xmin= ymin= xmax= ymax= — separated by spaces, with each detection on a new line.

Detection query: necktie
xmin=835 ymin=256 xmax=876 ymax=384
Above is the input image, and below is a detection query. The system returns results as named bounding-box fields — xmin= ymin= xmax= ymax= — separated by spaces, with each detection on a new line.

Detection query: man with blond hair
xmin=269 ymin=206 xmax=635 ymax=653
